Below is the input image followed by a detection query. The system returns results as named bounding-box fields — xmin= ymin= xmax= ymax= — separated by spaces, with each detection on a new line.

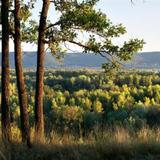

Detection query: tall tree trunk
xmin=14 ymin=0 xmax=31 ymax=146
xmin=1 ymin=0 xmax=11 ymax=142
xmin=35 ymin=0 xmax=50 ymax=142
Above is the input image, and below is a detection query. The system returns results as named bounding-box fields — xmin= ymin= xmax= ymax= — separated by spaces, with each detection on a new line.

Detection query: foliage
xmin=1 ymin=0 xmax=143 ymax=68
xmin=1 ymin=69 xmax=160 ymax=133
xmin=18 ymin=0 xmax=144 ymax=70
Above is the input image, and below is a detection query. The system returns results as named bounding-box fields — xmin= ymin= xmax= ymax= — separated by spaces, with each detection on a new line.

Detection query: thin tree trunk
xmin=1 ymin=0 xmax=11 ymax=142
xmin=14 ymin=0 xmax=31 ymax=146
xmin=35 ymin=0 xmax=50 ymax=142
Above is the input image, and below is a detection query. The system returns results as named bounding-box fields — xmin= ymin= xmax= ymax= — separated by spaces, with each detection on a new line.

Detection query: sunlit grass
xmin=1 ymin=127 xmax=160 ymax=159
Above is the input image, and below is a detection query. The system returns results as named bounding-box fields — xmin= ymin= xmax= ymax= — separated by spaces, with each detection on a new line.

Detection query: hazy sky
xmin=7 ymin=0 xmax=160 ymax=52
xmin=96 ymin=0 xmax=160 ymax=52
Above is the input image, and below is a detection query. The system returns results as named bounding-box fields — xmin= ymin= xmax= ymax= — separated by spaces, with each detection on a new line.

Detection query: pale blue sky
xmin=9 ymin=0 xmax=160 ymax=52
xmin=96 ymin=0 xmax=160 ymax=52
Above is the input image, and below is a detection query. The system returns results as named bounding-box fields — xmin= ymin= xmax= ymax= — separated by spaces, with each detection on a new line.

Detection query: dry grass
xmin=1 ymin=127 xmax=160 ymax=160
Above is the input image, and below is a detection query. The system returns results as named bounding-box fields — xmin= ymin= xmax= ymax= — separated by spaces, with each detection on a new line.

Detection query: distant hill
xmin=0 ymin=51 xmax=160 ymax=69
xmin=127 ymin=52 xmax=160 ymax=69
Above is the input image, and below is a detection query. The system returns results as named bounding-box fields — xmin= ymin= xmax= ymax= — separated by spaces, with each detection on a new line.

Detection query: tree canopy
xmin=44 ymin=0 xmax=144 ymax=69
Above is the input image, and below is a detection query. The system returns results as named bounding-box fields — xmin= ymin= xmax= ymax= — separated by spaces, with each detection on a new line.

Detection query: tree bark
xmin=14 ymin=0 xmax=31 ymax=146
xmin=1 ymin=0 xmax=11 ymax=142
xmin=35 ymin=0 xmax=50 ymax=142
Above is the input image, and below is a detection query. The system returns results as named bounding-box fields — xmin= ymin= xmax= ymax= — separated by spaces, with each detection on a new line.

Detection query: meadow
xmin=1 ymin=69 xmax=160 ymax=159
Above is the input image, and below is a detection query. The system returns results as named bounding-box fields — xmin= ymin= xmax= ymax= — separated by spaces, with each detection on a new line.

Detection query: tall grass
xmin=1 ymin=127 xmax=160 ymax=159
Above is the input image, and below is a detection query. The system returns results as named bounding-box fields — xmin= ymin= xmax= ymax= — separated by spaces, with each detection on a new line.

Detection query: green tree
xmin=35 ymin=0 xmax=50 ymax=142
xmin=0 ymin=0 xmax=36 ymax=145
xmin=34 ymin=0 xmax=144 ymax=141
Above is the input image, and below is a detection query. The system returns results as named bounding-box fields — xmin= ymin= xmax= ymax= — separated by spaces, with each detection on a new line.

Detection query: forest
xmin=2 ymin=70 xmax=160 ymax=159
xmin=0 ymin=0 xmax=159 ymax=159
xmin=6 ymin=69 xmax=160 ymax=133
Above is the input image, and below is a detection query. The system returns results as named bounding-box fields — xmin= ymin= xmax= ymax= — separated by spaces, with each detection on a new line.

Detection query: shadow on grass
xmin=7 ymin=142 xmax=160 ymax=160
